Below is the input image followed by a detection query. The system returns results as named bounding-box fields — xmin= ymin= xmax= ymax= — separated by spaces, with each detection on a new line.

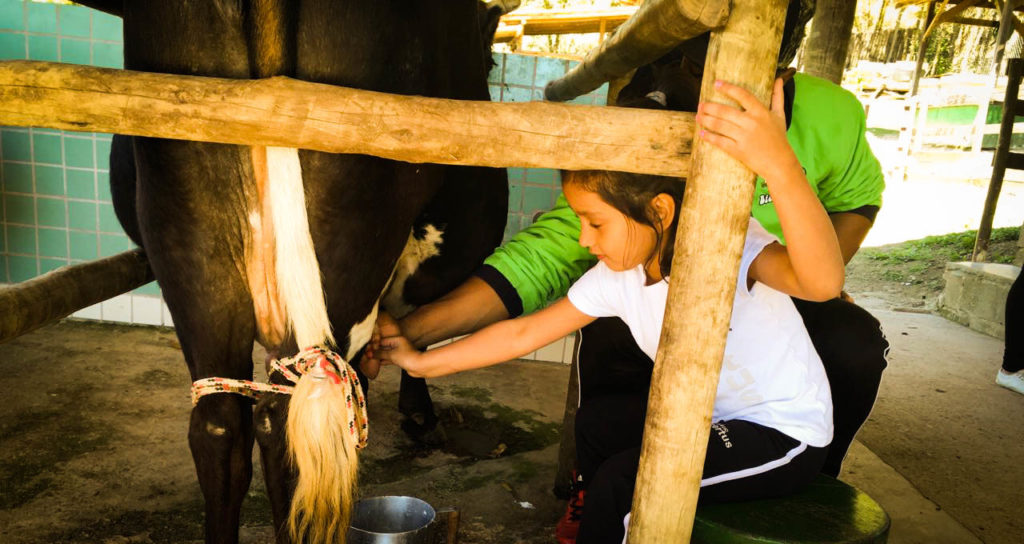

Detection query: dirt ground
xmin=0 ymin=321 xmax=570 ymax=544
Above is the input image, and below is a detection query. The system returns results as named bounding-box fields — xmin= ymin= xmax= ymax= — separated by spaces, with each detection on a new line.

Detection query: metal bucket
xmin=346 ymin=496 xmax=458 ymax=544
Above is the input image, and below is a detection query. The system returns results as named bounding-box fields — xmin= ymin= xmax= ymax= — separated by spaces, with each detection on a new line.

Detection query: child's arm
xmin=696 ymin=78 xmax=844 ymax=301
xmin=377 ymin=297 xmax=595 ymax=378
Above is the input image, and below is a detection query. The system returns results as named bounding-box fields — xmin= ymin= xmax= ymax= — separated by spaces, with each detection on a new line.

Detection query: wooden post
xmin=0 ymin=250 xmax=154 ymax=344
xmin=994 ymin=0 xmax=1018 ymax=70
xmin=543 ymin=0 xmax=729 ymax=102
xmin=912 ymin=1 xmax=937 ymax=96
xmin=974 ymin=58 xmax=1024 ymax=261
xmin=626 ymin=1 xmax=787 ymax=541
xmin=0 ymin=60 xmax=694 ymax=177
xmin=552 ymin=335 xmax=582 ymax=499
xmin=803 ymin=0 xmax=859 ymax=84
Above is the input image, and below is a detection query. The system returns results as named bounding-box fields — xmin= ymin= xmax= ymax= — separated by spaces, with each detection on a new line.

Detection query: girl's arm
xmin=378 ymin=297 xmax=595 ymax=378
xmin=696 ymin=78 xmax=844 ymax=302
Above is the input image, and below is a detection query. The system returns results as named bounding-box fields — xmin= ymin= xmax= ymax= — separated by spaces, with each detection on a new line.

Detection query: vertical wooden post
xmin=626 ymin=1 xmax=787 ymax=542
xmin=802 ymin=0 xmax=859 ymax=84
xmin=974 ymin=58 xmax=1024 ymax=261
xmin=911 ymin=0 xmax=937 ymax=96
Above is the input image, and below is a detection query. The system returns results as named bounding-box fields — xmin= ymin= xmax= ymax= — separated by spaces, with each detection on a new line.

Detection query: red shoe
xmin=555 ymin=486 xmax=585 ymax=544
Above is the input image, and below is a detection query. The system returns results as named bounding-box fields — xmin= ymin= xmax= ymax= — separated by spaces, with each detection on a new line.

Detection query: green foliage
xmin=863 ymin=226 xmax=1020 ymax=263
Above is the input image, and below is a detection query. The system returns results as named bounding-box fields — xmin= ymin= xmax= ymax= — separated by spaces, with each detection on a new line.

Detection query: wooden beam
xmin=494 ymin=7 xmax=636 ymax=41
xmin=543 ymin=0 xmax=729 ymax=102
xmin=950 ymin=15 xmax=1000 ymax=25
xmin=626 ymin=0 xmax=788 ymax=541
xmin=927 ymin=0 xmax=983 ymax=39
xmin=0 ymin=250 xmax=154 ymax=344
xmin=0 ymin=61 xmax=693 ymax=177
xmin=803 ymin=0 xmax=860 ymax=84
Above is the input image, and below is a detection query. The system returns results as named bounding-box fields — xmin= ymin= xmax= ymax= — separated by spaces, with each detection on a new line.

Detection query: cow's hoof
xmin=401 ymin=414 xmax=447 ymax=447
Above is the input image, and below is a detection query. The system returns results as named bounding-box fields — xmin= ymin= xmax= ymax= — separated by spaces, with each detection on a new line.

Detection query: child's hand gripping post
xmin=695 ymin=77 xmax=845 ymax=302
xmin=695 ymin=78 xmax=799 ymax=183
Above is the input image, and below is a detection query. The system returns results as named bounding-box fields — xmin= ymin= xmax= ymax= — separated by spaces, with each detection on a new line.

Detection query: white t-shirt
xmin=567 ymin=218 xmax=833 ymax=447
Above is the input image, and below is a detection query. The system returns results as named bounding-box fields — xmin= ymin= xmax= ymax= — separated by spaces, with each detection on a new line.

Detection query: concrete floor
xmin=0 ymin=299 xmax=1021 ymax=543
xmin=843 ymin=296 xmax=1024 ymax=544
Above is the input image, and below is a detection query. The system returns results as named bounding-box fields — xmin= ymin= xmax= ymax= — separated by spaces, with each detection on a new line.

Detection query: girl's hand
xmin=360 ymin=311 xmax=403 ymax=379
xmin=695 ymin=78 xmax=802 ymax=183
xmin=378 ymin=333 xmax=428 ymax=377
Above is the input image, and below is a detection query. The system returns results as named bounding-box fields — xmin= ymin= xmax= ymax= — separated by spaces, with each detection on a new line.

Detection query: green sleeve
xmin=483 ymin=194 xmax=596 ymax=315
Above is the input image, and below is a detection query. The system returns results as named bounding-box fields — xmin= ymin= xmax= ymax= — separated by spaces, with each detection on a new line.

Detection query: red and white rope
xmin=190 ymin=346 xmax=368 ymax=449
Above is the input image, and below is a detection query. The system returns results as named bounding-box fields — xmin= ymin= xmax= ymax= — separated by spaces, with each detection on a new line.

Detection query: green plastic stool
xmin=692 ymin=475 xmax=890 ymax=543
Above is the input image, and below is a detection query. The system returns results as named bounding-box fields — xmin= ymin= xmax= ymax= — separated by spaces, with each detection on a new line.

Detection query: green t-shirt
xmin=752 ymin=73 xmax=885 ymax=244
xmin=485 ymin=73 xmax=885 ymax=315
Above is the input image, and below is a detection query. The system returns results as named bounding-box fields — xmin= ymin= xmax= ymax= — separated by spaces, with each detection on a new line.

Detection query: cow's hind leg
xmin=254 ymin=394 xmax=292 ymax=542
xmin=173 ymin=289 xmax=257 ymax=544
xmin=191 ymin=390 xmax=256 ymax=544
xmin=133 ymin=140 xmax=259 ymax=544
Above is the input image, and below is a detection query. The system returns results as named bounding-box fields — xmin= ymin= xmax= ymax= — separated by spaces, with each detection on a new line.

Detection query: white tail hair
xmin=285 ymin=363 xmax=359 ymax=542
xmin=267 ymin=146 xmax=334 ymax=349
xmin=265 ymin=146 xmax=355 ymax=543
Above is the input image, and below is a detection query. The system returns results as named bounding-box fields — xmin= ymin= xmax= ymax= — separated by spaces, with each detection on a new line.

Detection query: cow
xmin=72 ymin=1 xmax=511 ymax=542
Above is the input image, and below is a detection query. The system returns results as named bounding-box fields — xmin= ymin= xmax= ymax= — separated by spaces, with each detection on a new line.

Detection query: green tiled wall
xmin=0 ymin=0 xmax=606 ymax=292
xmin=490 ymin=52 xmax=608 ymax=239
xmin=0 ymin=1 xmax=131 ymax=288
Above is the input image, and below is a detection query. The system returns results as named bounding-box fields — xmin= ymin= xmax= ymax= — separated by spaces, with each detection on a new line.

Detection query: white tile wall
xmin=100 ymin=294 xmax=132 ymax=322
xmin=161 ymin=300 xmax=174 ymax=327
xmin=70 ymin=294 xmax=171 ymax=328
xmin=73 ymin=302 xmax=102 ymax=320
xmin=535 ymin=338 xmax=567 ymax=363
xmin=132 ymin=295 xmax=163 ymax=326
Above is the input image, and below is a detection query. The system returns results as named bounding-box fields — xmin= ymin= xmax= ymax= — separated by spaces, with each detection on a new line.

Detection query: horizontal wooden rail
xmin=494 ymin=7 xmax=636 ymax=41
xmin=0 ymin=250 xmax=154 ymax=344
xmin=0 ymin=61 xmax=693 ymax=177
xmin=543 ymin=0 xmax=729 ymax=102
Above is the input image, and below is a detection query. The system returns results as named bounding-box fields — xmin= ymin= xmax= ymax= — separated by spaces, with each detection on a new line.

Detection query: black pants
xmin=576 ymin=297 xmax=888 ymax=478
xmin=574 ymin=394 xmax=827 ymax=544
xmin=1005 ymin=269 xmax=1024 ymax=373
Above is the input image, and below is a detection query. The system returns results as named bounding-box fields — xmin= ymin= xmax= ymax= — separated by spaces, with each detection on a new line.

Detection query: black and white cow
xmin=76 ymin=1 xmax=510 ymax=542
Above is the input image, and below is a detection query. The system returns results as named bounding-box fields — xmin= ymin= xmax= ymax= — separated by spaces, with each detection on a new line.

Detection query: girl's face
xmin=564 ymin=183 xmax=660 ymax=276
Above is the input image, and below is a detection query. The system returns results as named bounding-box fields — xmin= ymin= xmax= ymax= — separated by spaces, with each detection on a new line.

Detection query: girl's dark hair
xmin=562 ymin=170 xmax=685 ymax=279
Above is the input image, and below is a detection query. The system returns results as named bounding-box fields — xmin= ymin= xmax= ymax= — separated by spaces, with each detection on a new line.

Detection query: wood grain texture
xmin=627 ymin=1 xmax=788 ymax=541
xmin=0 ymin=60 xmax=693 ymax=177
xmin=0 ymin=250 xmax=154 ymax=344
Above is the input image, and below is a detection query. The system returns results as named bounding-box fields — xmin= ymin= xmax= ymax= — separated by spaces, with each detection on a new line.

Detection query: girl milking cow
xmin=363 ymin=1 xmax=889 ymax=542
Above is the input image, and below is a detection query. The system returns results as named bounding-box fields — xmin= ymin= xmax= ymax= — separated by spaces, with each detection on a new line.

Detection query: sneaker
xmin=996 ymin=368 xmax=1024 ymax=395
xmin=555 ymin=475 xmax=585 ymax=544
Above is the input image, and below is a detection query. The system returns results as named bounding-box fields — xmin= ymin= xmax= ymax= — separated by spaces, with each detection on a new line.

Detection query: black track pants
xmin=1005 ymin=269 xmax=1024 ymax=373
xmin=574 ymin=394 xmax=827 ymax=544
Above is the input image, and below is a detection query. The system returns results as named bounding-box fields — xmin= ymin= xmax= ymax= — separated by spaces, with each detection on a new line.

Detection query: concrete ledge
xmin=937 ymin=262 xmax=1020 ymax=339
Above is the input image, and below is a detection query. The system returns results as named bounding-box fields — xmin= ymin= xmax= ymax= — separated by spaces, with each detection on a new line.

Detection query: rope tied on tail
xmin=190 ymin=346 xmax=368 ymax=449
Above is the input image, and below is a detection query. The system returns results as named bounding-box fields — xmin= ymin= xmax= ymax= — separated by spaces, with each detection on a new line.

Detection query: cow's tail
xmin=265 ymin=146 xmax=357 ymax=543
